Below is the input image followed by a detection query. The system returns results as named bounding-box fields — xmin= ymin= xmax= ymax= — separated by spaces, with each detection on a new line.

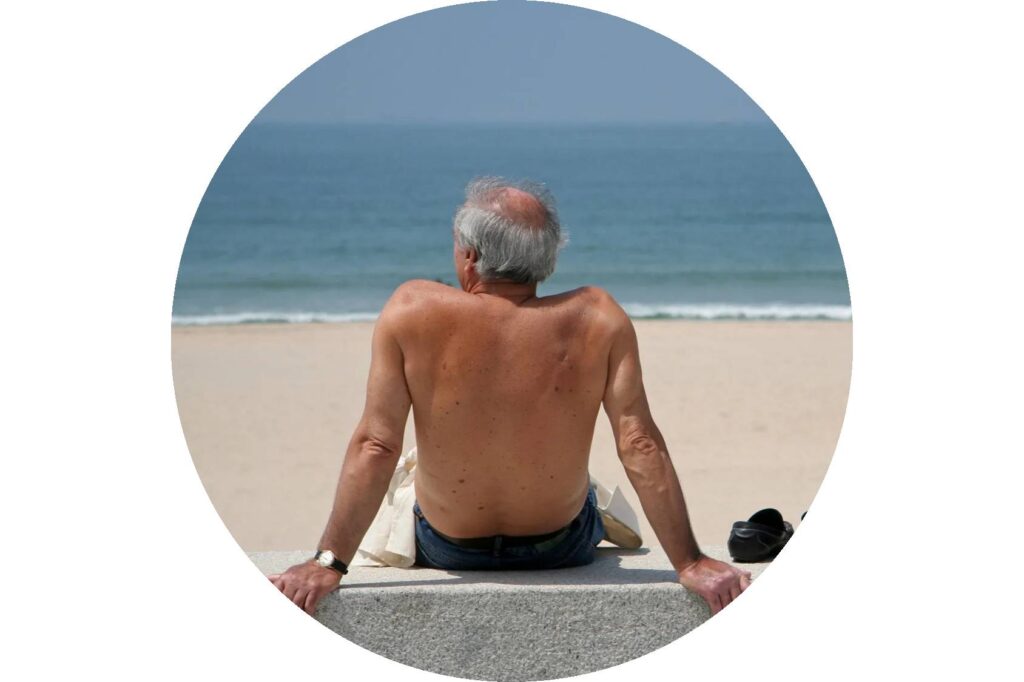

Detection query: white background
xmin=2 ymin=1 xmax=1022 ymax=679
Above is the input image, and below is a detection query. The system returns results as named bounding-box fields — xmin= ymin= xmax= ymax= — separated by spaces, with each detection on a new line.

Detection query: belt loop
xmin=493 ymin=535 xmax=503 ymax=557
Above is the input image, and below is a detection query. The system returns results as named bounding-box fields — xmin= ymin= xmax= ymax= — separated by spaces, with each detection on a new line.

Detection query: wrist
xmin=313 ymin=548 xmax=349 ymax=575
xmin=674 ymin=550 xmax=705 ymax=575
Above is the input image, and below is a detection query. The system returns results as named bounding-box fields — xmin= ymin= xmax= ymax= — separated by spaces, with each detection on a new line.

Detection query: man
xmin=270 ymin=177 xmax=750 ymax=615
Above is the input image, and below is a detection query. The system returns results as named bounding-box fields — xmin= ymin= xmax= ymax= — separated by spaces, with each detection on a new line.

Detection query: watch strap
xmin=314 ymin=549 xmax=349 ymax=575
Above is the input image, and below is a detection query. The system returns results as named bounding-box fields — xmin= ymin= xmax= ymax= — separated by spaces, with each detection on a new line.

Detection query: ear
xmin=462 ymin=247 xmax=479 ymax=284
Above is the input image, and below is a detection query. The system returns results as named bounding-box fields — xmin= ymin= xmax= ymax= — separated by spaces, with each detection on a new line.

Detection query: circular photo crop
xmin=172 ymin=3 xmax=851 ymax=680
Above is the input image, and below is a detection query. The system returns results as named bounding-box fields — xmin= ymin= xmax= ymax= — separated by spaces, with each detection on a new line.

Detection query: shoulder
xmin=566 ymin=286 xmax=631 ymax=331
xmin=378 ymin=279 xmax=462 ymax=329
xmin=545 ymin=286 xmax=633 ymax=350
xmin=385 ymin=278 xmax=460 ymax=307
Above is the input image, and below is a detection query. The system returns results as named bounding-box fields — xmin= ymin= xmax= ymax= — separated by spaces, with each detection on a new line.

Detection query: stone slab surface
xmin=250 ymin=546 xmax=768 ymax=681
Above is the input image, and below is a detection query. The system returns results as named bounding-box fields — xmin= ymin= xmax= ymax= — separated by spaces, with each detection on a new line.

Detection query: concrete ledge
xmin=250 ymin=546 xmax=766 ymax=681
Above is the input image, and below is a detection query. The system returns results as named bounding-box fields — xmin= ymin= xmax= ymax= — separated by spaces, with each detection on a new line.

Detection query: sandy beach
xmin=172 ymin=320 xmax=851 ymax=552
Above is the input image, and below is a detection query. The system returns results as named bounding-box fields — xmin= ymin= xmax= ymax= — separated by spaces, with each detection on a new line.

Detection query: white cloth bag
xmin=353 ymin=447 xmax=644 ymax=567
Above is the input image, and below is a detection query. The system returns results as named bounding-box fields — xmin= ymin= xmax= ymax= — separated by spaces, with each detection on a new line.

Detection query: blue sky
xmin=257 ymin=1 xmax=765 ymax=124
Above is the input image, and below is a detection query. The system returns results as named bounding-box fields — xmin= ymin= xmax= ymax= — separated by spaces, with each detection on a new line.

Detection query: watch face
xmin=317 ymin=550 xmax=334 ymax=567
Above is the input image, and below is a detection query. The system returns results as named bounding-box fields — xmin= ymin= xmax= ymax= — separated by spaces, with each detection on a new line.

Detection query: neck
xmin=468 ymin=279 xmax=538 ymax=304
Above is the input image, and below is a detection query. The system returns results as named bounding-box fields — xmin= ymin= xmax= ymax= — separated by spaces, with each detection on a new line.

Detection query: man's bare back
xmin=391 ymin=280 xmax=617 ymax=538
xmin=270 ymin=177 xmax=749 ymax=616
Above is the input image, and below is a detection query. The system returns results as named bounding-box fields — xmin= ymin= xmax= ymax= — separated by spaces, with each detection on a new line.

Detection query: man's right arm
xmin=599 ymin=296 xmax=750 ymax=614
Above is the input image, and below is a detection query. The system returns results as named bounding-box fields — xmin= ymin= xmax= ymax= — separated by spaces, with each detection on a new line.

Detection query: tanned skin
xmin=270 ymin=189 xmax=750 ymax=615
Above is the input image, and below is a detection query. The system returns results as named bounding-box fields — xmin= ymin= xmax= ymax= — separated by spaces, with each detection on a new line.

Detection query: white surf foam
xmin=172 ymin=303 xmax=850 ymax=326
xmin=620 ymin=303 xmax=852 ymax=320
xmin=171 ymin=311 xmax=380 ymax=326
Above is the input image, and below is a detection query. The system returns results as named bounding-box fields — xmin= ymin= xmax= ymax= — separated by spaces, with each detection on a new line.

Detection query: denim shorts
xmin=414 ymin=487 xmax=605 ymax=570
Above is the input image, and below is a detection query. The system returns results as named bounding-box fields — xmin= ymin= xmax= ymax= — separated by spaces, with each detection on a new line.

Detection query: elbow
xmin=618 ymin=423 xmax=670 ymax=484
xmin=354 ymin=435 xmax=401 ymax=463
xmin=621 ymin=431 xmax=662 ymax=459
xmin=618 ymin=417 xmax=664 ymax=460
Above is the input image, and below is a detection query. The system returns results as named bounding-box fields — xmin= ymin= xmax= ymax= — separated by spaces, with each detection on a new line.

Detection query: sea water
xmin=173 ymin=123 xmax=849 ymax=324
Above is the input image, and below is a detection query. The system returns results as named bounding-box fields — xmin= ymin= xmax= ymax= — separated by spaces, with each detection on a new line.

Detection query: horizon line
xmin=250 ymin=118 xmax=773 ymax=127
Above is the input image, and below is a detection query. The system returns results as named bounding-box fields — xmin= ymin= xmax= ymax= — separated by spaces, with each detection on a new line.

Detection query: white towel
xmin=352 ymin=448 xmax=420 ymax=568
xmin=353 ymin=447 xmax=643 ymax=567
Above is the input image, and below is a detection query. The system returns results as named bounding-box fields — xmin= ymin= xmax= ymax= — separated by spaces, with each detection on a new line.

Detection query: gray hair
xmin=452 ymin=177 xmax=567 ymax=283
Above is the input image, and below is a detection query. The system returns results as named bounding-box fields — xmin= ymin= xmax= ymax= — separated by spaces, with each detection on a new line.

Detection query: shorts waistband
xmin=413 ymin=505 xmax=573 ymax=550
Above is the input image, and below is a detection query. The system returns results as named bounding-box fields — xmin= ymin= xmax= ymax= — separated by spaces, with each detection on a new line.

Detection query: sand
xmin=172 ymin=320 xmax=851 ymax=552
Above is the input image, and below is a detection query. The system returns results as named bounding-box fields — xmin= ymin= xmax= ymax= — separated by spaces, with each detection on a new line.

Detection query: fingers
xmin=269 ymin=568 xmax=330 ymax=615
xmin=705 ymin=591 xmax=723 ymax=615
xmin=721 ymin=570 xmax=752 ymax=611
xmin=304 ymin=589 xmax=321 ymax=615
xmin=716 ymin=583 xmax=736 ymax=611
xmin=723 ymin=568 xmax=751 ymax=609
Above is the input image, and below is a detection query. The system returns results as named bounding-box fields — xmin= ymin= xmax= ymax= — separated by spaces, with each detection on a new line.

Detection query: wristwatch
xmin=313 ymin=549 xmax=349 ymax=575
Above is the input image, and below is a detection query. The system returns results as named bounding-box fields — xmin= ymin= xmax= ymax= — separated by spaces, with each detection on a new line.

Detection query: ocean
xmin=173 ymin=123 xmax=849 ymax=324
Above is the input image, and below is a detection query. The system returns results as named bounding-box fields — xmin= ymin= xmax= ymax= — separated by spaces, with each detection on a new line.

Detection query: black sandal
xmin=728 ymin=508 xmax=794 ymax=562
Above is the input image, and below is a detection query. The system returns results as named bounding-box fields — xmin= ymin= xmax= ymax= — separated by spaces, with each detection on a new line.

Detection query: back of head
xmin=453 ymin=177 xmax=567 ymax=283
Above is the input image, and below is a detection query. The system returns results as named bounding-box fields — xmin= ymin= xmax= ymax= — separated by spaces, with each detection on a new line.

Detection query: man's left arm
xmin=269 ymin=298 xmax=412 ymax=614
